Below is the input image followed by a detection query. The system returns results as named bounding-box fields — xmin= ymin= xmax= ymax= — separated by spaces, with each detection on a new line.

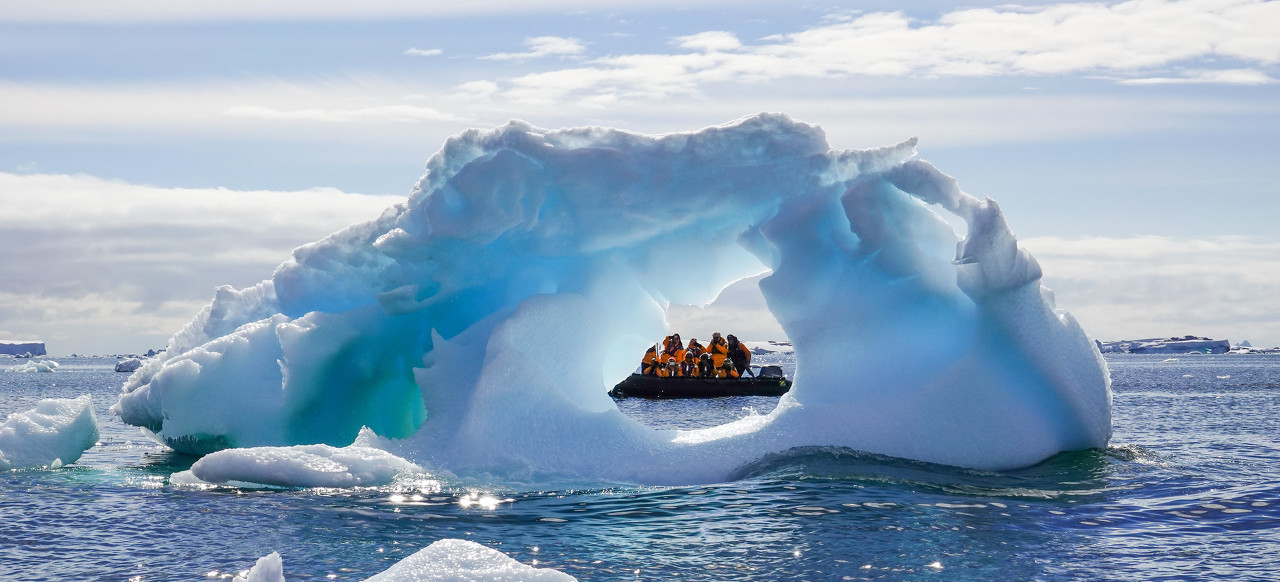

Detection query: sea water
xmin=2 ymin=353 xmax=1277 ymax=581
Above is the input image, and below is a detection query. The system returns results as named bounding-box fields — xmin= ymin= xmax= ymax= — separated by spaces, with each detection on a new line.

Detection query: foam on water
xmin=111 ymin=114 xmax=1111 ymax=485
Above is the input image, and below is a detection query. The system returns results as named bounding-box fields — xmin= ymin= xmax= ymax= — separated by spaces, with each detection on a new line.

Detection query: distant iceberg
xmin=1098 ymin=336 xmax=1231 ymax=354
xmin=8 ymin=359 xmax=59 ymax=373
xmin=114 ymin=358 xmax=143 ymax=373
xmin=114 ymin=114 xmax=1111 ymax=483
xmin=0 ymin=340 xmax=46 ymax=357
xmin=0 ymin=395 xmax=99 ymax=470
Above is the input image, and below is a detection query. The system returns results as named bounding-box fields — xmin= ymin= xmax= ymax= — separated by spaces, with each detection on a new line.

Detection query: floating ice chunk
xmin=8 ymin=359 xmax=59 ymax=373
xmin=367 ymin=539 xmax=576 ymax=582
xmin=114 ymin=113 xmax=1111 ymax=480
xmin=189 ymin=439 xmax=422 ymax=488
xmin=0 ymin=395 xmax=99 ymax=470
xmin=232 ymin=541 xmax=574 ymax=581
xmin=114 ymin=357 xmax=143 ymax=372
xmin=233 ymin=552 xmax=284 ymax=582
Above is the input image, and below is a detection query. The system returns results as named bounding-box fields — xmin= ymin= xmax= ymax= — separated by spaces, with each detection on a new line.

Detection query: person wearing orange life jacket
xmin=697 ymin=353 xmax=715 ymax=378
xmin=707 ymin=332 xmax=729 ymax=368
xmin=640 ymin=345 xmax=660 ymax=375
xmin=725 ymin=334 xmax=752 ymax=377
xmin=661 ymin=333 xmax=686 ymax=366
xmin=716 ymin=358 xmax=740 ymax=379
xmin=680 ymin=352 xmax=697 ymax=377
xmin=656 ymin=357 xmax=679 ymax=378
xmin=685 ymin=338 xmax=705 ymax=359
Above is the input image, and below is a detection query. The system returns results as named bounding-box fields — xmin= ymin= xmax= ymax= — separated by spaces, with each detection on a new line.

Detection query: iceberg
xmin=115 ymin=357 xmax=144 ymax=373
xmin=1097 ymin=336 xmax=1231 ymax=354
xmin=0 ymin=395 xmax=100 ymax=470
xmin=113 ymin=114 xmax=1111 ymax=483
xmin=0 ymin=340 xmax=46 ymax=357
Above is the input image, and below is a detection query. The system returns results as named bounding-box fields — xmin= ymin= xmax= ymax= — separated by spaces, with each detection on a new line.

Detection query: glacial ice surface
xmin=184 ymin=429 xmax=423 ymax=488
xmin=113 ymin=113 xmax=1111 ymax=484
xmin=0 ymin=395 xmax=99 ymax=470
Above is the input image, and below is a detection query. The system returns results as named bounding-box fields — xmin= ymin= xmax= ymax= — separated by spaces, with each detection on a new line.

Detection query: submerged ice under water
xmin=111 ymin=114 xmax=1109 ymax=486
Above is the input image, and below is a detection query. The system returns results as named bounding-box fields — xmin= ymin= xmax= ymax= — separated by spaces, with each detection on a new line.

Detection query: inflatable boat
xmin=609 ymin=366 xmax=791 ymax=399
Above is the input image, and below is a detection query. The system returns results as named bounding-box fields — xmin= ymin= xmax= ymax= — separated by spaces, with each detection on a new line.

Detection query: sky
xmin=1 ymin=0 xmax=1278 ymax=355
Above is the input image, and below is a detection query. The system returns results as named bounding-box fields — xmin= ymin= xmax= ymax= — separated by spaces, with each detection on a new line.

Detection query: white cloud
xmin=0 ymin=79 xmax=478 ymax=143
xmin=1119 ymin=68 xmax=1277 ymax=85
xmin=223 ymin=104 xmax=466 ymax=123
xmin=1 ymin=75 xmax=1271 ymax=152
xmin=481 ymin=36 xmax=587 ymax=61
xmin=1024 ymin=236 xmax=1280 ymax=347
xmin=453 ymin=80 xmax=501 ymax=101
xmin=673 ymin=235 xmax=1280 ymax=349
xmin=676 ymin=31 xmax=743 ymax=52
xmin=484 ymin=0 xmax=1280 ymax=103
xmin=404 ymin=47 xmax=443 ymax=57
xmin=0 ymin=172 xmax=403 ymax=354
xmin=0 ymin=0 xmax=749 ymax=23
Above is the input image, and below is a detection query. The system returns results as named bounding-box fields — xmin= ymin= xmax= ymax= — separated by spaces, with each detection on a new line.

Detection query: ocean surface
xmin=2 ymin=353 xmax=1278 ymax=581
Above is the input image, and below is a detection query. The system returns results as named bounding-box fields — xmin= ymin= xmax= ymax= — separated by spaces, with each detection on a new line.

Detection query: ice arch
xmin=113 ymin=114 xmax=1110 ymax=482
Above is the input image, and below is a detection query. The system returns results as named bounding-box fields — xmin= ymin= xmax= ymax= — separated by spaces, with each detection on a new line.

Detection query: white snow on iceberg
xmin=113 ymin=114 xmax=1110 ymax=483
xmin=232 ymin=540 xmax=575 ymax=582
xmin=0 ymin=395 xmax=99 ymax=470
xmin=8 ymin=359 xmax=59 ymax=373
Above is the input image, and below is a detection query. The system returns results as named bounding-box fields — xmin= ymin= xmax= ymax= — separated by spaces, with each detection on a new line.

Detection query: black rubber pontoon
xmin=609 ymin=373 xmax=791 ymax=399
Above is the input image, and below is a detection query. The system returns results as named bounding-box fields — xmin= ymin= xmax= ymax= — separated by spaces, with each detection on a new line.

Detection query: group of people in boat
xmin=640 ymin=332 xmax=752 ymax=378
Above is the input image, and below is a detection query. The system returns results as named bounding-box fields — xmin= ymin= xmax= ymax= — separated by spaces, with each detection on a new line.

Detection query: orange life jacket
xmin=708 ymin=338 xmax=729 ymax=368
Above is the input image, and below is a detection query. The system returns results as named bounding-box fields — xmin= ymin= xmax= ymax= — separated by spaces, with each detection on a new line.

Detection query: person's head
xmin=712 ymin=332 xmax=721 ymax=340
xmin=700 ymin=353 xmax=711 ymax=362
xmin=684 ymin=352 xmax=694 ymax=361
xmin=689 ymin=338 xmax=699 ymax=345
xmin=727 ymin=334 xmax=737 ymax=343
xmin=672 ymin=333 xmax=681 ymax=342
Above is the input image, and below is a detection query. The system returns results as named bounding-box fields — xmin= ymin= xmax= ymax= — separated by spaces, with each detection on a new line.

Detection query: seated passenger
xmin=697 ymin=353 xmax=715 ymax=378
xmin=717 ymin=359 xmax=740 ymax=379
xmin=685 ymin=338 xmax=704 ymax=359
xmin=640 ymin=344 xmax=660 ymax=375
xmin=661 ymin=333 xmax=686 ymax=366
xmin=657 ymin=357 xmax=678 ymax=378
xmin=680 ymin=352 xmax=697 ymax=377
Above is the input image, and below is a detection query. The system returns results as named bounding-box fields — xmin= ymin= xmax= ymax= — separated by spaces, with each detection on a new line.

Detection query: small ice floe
xmin=232 ymin=552 xmax=284 ymax=582
xmin=1217 ymin=375 xmax=1231 ymax=379
xmin=0 ymin=395 xmax=100 ymax=470
xmin=183 ymin=441 xmax=422 ymax=488
xmin=232 ymin=540 xmax=576 ymax=581
xmin=366 ymin=539 xmax=576 ymax=581
xmin=8 ymin=359 xmax=59 ymax=373
xmin=114 ymin=358 xmax=143 ymax=373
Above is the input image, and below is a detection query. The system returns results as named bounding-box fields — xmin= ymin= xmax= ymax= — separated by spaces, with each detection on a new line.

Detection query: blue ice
xmin=111 ymin=113 xmax=1111 ymax=486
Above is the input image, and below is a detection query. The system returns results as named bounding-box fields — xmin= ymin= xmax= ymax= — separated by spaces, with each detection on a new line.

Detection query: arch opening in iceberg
xmin=112 ymin=113 xmax=1111 ymax=485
